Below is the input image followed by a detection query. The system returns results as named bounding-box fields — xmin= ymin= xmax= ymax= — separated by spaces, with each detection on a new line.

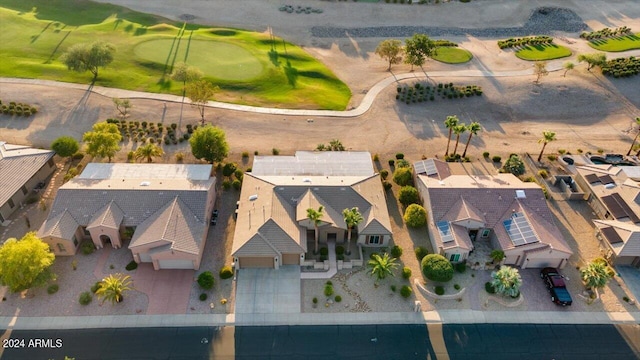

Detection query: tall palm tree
xmin=368 ymin=253 xmax=398 ymax=281
xmin=444 ymin=115 xmax=459 ymax=156
xmin=627 ymin=117 xmax=640 ymax=156
xmin=580 ymin=258 xmax=615 ymax=292
xmin=342 ymin=207 xmax=364 ymax=256
xmin=307 ymin=206 xmax=324 ymax=254
xmin=96 ymin=273 xmax=133 ymax=305
xmin=462 ymin=122 xmax=482 ymax=157
xmin=452 ymin=123 xmax=467 ymax=156
xmin=134 ymin=143 xmax=164 ymax=163
xmin=490 ymin=266 xmax=522 ymax=298
xmin=537 ymin=130 xmax=556 ymax=162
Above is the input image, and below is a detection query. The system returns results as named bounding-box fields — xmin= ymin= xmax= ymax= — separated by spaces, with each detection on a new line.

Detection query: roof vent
xmin=604 ymin=183 xmax=616 ymax=190
xmin=140 ymin=181 xmax=151 ymax=186
xmin=248 ymin=194 xmax=258 ymax=201
xmin=302 ymin=178 xmax=312 ymax=183
xmin=516 ymin=190 xmax=526 ymax=199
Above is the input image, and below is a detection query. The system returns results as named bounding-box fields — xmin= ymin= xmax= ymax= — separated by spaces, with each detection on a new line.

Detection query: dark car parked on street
xmin=540 ymin=267 xmax=573 ymax=306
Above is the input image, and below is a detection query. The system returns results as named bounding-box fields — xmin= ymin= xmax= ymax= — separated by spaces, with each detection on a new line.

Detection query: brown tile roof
xmin=86 ymin=201 xmax=124 ymax=230
xmin=37 ymin=210 xmax=79 ymax=240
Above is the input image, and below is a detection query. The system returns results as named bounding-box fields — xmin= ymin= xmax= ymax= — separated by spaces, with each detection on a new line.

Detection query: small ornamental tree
xmin=82 ymin=122 xmax=122 ymax=162
xmin=392 ymin=167 xmax=413 ymax=186
xmin=502 ymin=154 xmax=525 ymax=176
xmin=51 ymin=136 xmax=79 ymax=159
xmin=189 ymin=125 xmax=229 ymax=165
xmin=490 ymin=266 xmax=522 ymax=298
xmin=375 ymin=39 xmax=404 ymax=71
xmin=404 ymin=204 xmax=427 ymax=227
xmin=398 ymin=186 xmax=420 ymax=207
xmin=0 ymin=232 xmax=55 ymax=292
xmin=421 ymin=254 xmax=454 ymax=283
xmin=62 ymin=41 xmax=115 ymax=80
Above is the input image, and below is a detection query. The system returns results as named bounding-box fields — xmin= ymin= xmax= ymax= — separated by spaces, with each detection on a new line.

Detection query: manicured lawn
xmin=515 ymin=44 xmax=572 ymax=61
xmin=432 ymin=47 xmax=473 ymax=64
xmin=588 ymin=33 xmax=640 ymax=52
xmin=0 ymin=1 xmax=350 ymax=110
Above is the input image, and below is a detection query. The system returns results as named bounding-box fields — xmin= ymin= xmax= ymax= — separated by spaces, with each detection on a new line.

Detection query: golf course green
xmin=0 ymin=0 xmax=351 ymax=110
xmin=515 ymin=44 xmax=572 ymax=61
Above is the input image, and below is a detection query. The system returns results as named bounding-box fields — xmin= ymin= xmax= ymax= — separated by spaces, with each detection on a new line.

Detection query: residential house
xmin=575 ymin=164 xmax=640 ymax=267
xmin=232 ymin=151 xmax=392 ymax=269
xmin=414 ymin=159 xmax=573 ymax=268
xmin=38 ymin=163 xmax=216 ymax=270
xmin=0 ymin=142 xmax=56 ymax=224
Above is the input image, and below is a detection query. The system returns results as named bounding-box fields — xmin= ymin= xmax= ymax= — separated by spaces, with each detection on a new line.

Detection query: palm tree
xmin=95 ymin=273 xmax=133 ymax=304
xmin=134 ymin=143 xmax=164 ymax=163
xmin=444 ymin=115 xmax=459 ymax=156
xmin=452 ymin=123 xmax=467 ymax=156
xmin=580 ymin=258 xmax=615 ymax=292
xmin=342 ymin=207 xmax=364 ymax=256
xmin=537 ymin=130 xmax=556 ymax=162
xmin=462 ymin=122 xmax=482 ymax=157
xmin=627 ymin=117 xmax=640 ymax=156
xmin=490 ymin=266 xmax=522 ymax=298
xmin=307 ymin=206 xmax=324 ymax=254
xmin=368 ymin=253 xmax=399 ymax=281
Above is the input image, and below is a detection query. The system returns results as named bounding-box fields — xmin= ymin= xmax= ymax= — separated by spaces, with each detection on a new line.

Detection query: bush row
xmin=602 ymin=56 xmax=640 ymax=78
xmin=279 ymin=5 xmax=323 ymax=14
xmin=0 ymin=100 xmax=38 ymax=117
xmin=396 ymin=82 xmax=482 ymax=105
xmin=105 ymin=118 xmax=191 ymax=145
xmin=580 ymin=26 xmax=632 ymax=40
xmin=497 ymin=36 xmax=553 ymax=49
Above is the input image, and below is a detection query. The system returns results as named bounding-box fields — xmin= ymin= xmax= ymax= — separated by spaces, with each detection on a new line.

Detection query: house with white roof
xmin=37 ymin=163 xmax=216 ymax=270
xmin=0 ymin=142 xmax=56 ymax=224
xmin=414 ymin=159 xmax=573 ymax=269
xmin=232 ymin=151 xmax=392 ymax=269
xmin=575 ymin=164 xmax=640 ymax=267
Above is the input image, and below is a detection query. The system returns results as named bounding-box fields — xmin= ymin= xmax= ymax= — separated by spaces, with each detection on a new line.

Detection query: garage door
xmin=524 ymin=257 xmax=555 ymax=269
xmin=158 ymin=259 xmax=194 ymax=269
xmin=239 ymin=257 xmax=274 ymax=268
xmin=139 ymin=252 xmax=152 ymax=263
xmin=282 ymin=253 xmax=300 ymax=265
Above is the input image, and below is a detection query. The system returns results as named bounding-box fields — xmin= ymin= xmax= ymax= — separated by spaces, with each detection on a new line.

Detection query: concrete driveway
xmin=235 ymin=266 xmax=301 ymax=314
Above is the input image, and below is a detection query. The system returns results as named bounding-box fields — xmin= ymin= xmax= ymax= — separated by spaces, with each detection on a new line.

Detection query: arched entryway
xmin=100 ymin=234 xmax=111 ymax=246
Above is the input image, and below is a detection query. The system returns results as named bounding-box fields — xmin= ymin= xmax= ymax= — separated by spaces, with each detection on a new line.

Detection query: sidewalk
xmin=1 ymin=309 xmax=638 ymax=330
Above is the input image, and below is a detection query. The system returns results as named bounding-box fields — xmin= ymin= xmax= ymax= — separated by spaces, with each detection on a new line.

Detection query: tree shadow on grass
xmin=44 ymin=30 xmax=72 ymax=64
xmin=284 ymin=60 xmax=298 ymax=88
xmin=30 ymin=21 xmax=53 ymax=43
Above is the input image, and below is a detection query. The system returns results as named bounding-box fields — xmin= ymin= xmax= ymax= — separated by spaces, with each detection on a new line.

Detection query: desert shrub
xmin=435 ymin=286 xmax=445 ymax=295
xmin=320 ymin=247 xmax=329 ymax=256
xmin=401 ymin=285 xmax=413 ymax=298
xmin=503 ymin=154 xmax=525 ymax=176
xmin=79 ymin=292 xmax=92 ymax=305
xmin=91 ymin=281 xmax=101 ymax=293
xmin=234 ymin=169 xmax=244 ymax=181
xmin=455 ymin=262 xmax=467 ymax=273
xmin=373 ymin=154 xmax=380 ymax=162
xmin=421 ymin=254 xmax=454 ymax=282
xmin=402 ymin=267 xmax=412 ymax=279
xmin=485 ymin=282 xmax=496 ymax=294
xmin=395 ymin=153 xmax=405 ymax=160
xmin=547 ymin=155 xmax=558 ymax=161
xmin=396 ymin=159 xmax=411 ymax=168
xmin=454 ymin=284 xmax=461 ymax=290
xmin=398 ymin=186 xmax=420 ymax=206
xmin=393 ymin=167 xmax=413 ymax=186
xmin=222 ymin=180 xmax=231 ymax=190
xmin=219 ymin=266 xmax=234 ymax=279
xmin=81 ymin=241 xmax=96 ymax=255
xmin=538 ymin=170 xmax=549 ymax=178
xmin=72 ymin=152 xmax=85 ymax=160
xmin=483 ymin=151 xmax=490 ymax=158
xmin=414 ymin=247 xmax=428 ymax=261
xmin=335 ymin=295 xmax=342 ymax=302
xmin=47 ymin=284 xmax=59 ymax=294
xmin=380 ymin=169 xmax=389 ymax=180
xmin=175 ymin=152 xmax=185 ymax=162
xmin=222 ymin=163 xmax=238 ymax=177
xmin=391 ymin=284 xmax=397 ymax=292
xmin=313 ymin=297 xmax=318 ymax=304
xmin=382 ymin=181 xmax=392 ymax=191
xmin=492 ymin=155 xmax=501 ymax=163
xmin=199 ymin=293 xmax=208 ymax=301
xmin=125 ymin=261 xmax=138 ymax=271
xmin=197 ymin=271 xmax=215 ymax=289
xmin=232 ymin=179 xmax=241 ymax=190
xmin=391 ymin=245 xmax=403 ymax=258
xmin=324 ymin=284 xmax=334 ymax=297
xmin=272 ymin=148 xmax=280 ymax=155
xmin=336 ymin=246 xmax=345 ymax=256
xmin=404 ymin=204 xmax=427 ymax=227
xmin=388 ymin=159 xmax=395 ymax=166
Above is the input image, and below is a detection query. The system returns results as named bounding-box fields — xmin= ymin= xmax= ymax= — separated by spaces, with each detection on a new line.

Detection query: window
xmin=21 ymin=185 xmax=28 ymax=195
xmin=450 ymin=253 xmax=461 ymax=262
xmin=367 ymin=235 xmax=381 ymax=244
xmin=481 ymin=229 xmax=490 ymax=238
xmin=8 ymin=199 xmax=14 ymax=208
xmin=57 ymin=243 xmax=66 ymax=252
xmin=72 ymin=236 xmax=78 ymax=246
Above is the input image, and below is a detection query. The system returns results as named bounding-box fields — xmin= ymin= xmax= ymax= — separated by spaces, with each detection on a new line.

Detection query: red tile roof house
xmin=414 ymin=159 xmax=572 ymax=269
xmin=37 ymin=163 xmax=216 ymax=270
xmin=0 ymin=142 xmax=56 ymax=225
xmin=575 ymin=164 xmax=640 ymax=267
xmin=231 ymin=151 xmax=392 ymax=269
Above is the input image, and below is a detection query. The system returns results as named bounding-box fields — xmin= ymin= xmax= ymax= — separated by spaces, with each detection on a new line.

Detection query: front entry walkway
xmin=235 ymin=266 xmax=301 ymax=317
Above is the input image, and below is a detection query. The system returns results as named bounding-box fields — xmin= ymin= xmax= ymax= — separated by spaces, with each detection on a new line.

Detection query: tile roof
xmin=86 ymin=201 xmax=124 ymax=230
xmin=129 ymin=196 xmax=204 ymax=255
xmin=0 ymin=142 xmax=54 ymax=207
xmin=37 ymin=210 xmax=80 ymax=240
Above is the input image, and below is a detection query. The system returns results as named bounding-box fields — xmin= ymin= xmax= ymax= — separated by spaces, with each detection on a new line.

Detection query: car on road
xmin=540 ymin=267 xmax=572 ymax=306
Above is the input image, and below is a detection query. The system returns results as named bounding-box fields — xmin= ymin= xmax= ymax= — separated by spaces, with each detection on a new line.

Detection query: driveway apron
xmin=235 ymin=266 xmax=301 ymax=314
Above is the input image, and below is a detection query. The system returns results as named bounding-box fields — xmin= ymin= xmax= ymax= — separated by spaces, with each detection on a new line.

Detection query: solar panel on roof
xmin=424 ymin=160 xmax=438 ymax=176
xmin=600 ymin=226 xmax=623 ymax=245
xmin=436 ymin=220 xmax=455 ymax=243
xmin=599 ymin=174 xmax=615 ymax=185
xmin=584 ymin=173 xmax=599 ymax=184
xmin=503 ymin=212 xmax=539 ymax=247
xmin=601 ymin=195 xmax=627 ymax=219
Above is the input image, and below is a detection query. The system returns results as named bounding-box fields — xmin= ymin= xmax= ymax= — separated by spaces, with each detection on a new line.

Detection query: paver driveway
xmin=235 ymin=266 xmax=301 ymax=314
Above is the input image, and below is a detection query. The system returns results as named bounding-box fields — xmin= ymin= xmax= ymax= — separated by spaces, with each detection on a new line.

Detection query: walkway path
xmin=300 ymin=240 xmax=337 ymax=279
